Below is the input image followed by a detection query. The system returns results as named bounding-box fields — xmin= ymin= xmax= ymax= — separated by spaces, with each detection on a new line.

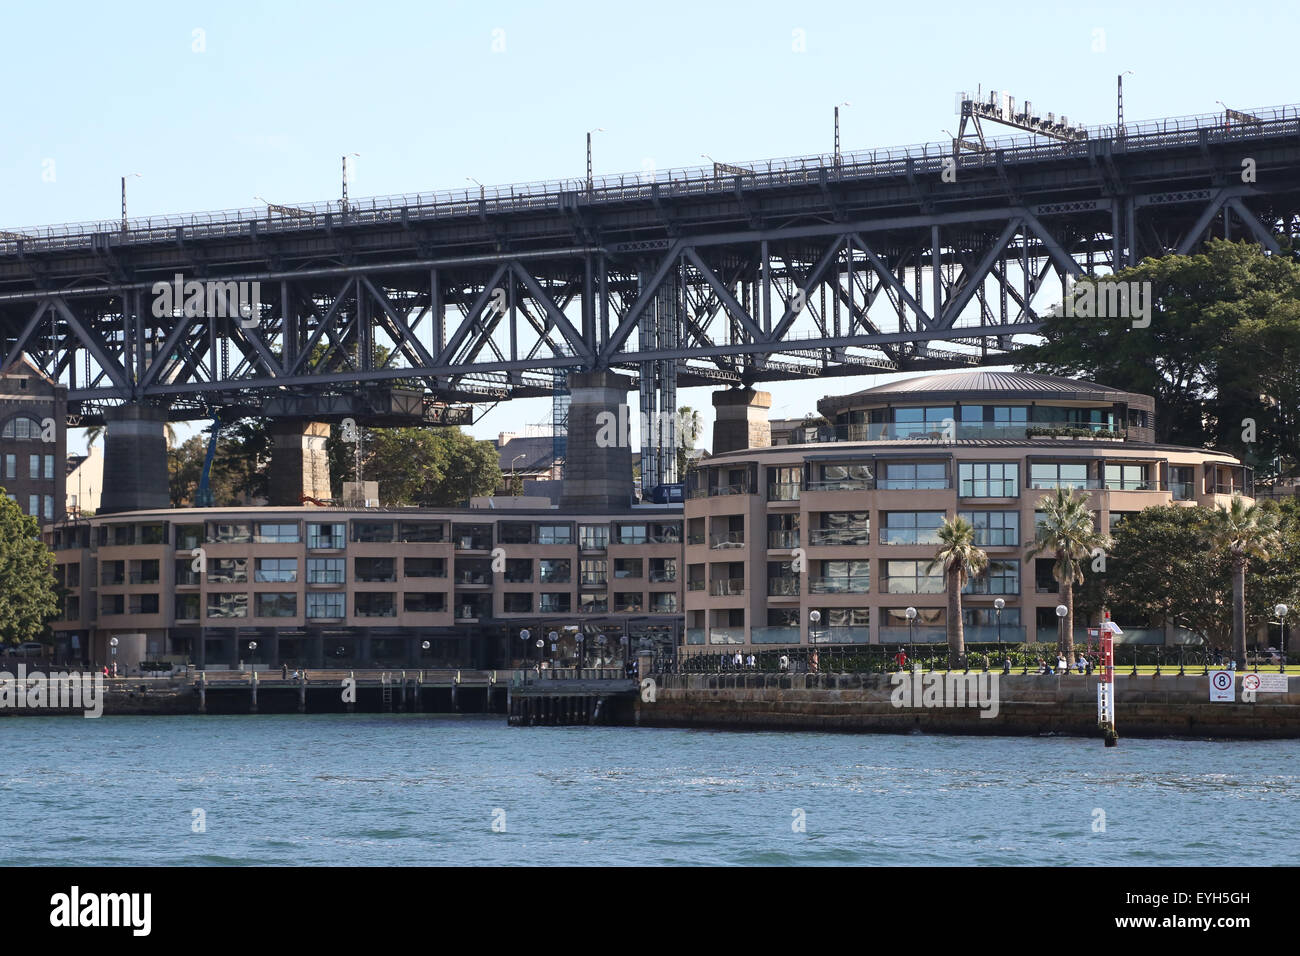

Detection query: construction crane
xmin=194 ymin=411 xmax=223 ymax=508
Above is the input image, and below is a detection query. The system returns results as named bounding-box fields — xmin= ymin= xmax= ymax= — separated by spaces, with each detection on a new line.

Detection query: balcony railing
xmin=751 ymin=626 xmax=801 ymax=644
xmin=767 ymin=483 xmax=801 ymax=501
xmin=709 ymin=532 xmax=746 ymax=550
xmin=809 ymin=626 xmax=871 ymax=644
xmin=876 ymin=479 xmax=949 ymax=490
xmin=1169 ymin=481 xmax=1195 ymax=500
xmin=687 ymin=533 xmax=706 ymax=545
xmin=877 ymin=529 xmax=942 ymax=546
xmin=809 ymin=577 xmax=871 ymax=594
xmin=877 ymin=625 xmax=949 ymax=644
xmin=708 ymin=627 xmax=746 ymax=645
xmin=687 ymin=580 xmax=706 ymax=591
xmin=767 ymin=577 xmax=800 ymax=596
xmin=805 ymin=478 xmax=873 ymax=492
xmin=710 ymin=578 xmax=746 ymax=596
xmin=710 ymin=483 xmax=754 ymax=497
xmin=650 ymin=599 xmax=678 ymax=613
xmin=649 ymin=569 xmax=677 ymax=583
xmin=808 ymin=528 xmax=870 ymax=546
xmin=686 ymin=628 xmax=706 ymax=645
xmin=767 ymin=530 xmax=800 ymax=549
xmin=960 ymin=624 xmax=1029 ymax=643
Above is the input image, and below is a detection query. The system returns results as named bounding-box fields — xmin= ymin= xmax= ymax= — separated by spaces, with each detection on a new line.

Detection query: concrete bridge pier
xmin=560 ymin=371 xmax=634 ymax=511
xmin=268 ymin=420 xmax=331 ymax=505
xmin=101 ymin=404 xmax=170 ymax=513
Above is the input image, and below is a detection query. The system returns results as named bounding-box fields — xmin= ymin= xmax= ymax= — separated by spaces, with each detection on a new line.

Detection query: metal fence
xmin=3 ymin=103 xmax=1296 ymax=254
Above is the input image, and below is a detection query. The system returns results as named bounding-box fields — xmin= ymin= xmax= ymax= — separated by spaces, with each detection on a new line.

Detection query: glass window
xmin=883 ymin=559 xmax=944 ymax=594
xmin=539 ymin=559 xmax=571 ymax=583
xmin=355 ymin=557 xmax=396 ymax=582
xmin=580 ymin=559 xmax=607 ymax=586
xmin=398 ymin=521 xmax=445 ymax=543
xmin=405 ymin=592 xmax=447 ymax=613
xmin=958 ymin=462 xmax=1018 ymax=497
xmin=403 ymin=557 xmax=446 ymax=578
xmin=4 ymin=454 xmax=13 ymax=479
xmin=579 ymin=592 xmax=608 ymax=613
xmin=43 ymin=496 xmax=53 ymax=520
xmin=452 ymin=523 xmax=492 ymax=550
xmin=879 ymin=512 xmax=945 ymax=545
xmin=879 ymin=462 xmax=946 ymax=490
xmin=29 ymin=454 xmax=40 ymax=479
xmin=614 ymin=524 xmax=648 ymax=545
xmin=813 ymin=559 xmax=871 ymax=593
xmin=539 ymin=593 xmax=571 ymax=613
xmin=355 ymin=593 xmax=396 ymax=617
xmin=499 ymin=522 xmax=533 ymax=545
xmin=206 ymin=592 xmax=248 ymax=618
xmin=28 ymin=495 xmax=38 ymax=516
xmin=255 ymin=593 xmax=297 ymax=617
xmin=614 ymin=558 xmax=642 ymax=579
xmin=959 ymin=510 xmax=1019 ymax=547
xmin=44 ymin=455 xmax=54 ymax=480
xmin=255 ymin=523 xmax=300 ymax=543
xmin=1 ymin=417 xmax=41 ymax=439
xmin=503 ymin=558 xmax=532 ymax=583
xmin=1104 ymin=463 xmax=1149 ymax=491
xmin=175 ymin=594 xmax=200 ymax=620
xmin=579 ymin=524 xmax=608 ymax=550
xmin=1029 ymin=462 xmax=1089 ymax=490
xmin=207 ymin=522 xmax=251 ymax=544
xmin=307 ymin=558 xmax=345 ymax=584
xmin=502 ymin=592 xmax=532 ymax=614
xmin=207 ymin=558 xmax=247 ymax=584
xmin=255 ymin=558 xmax=298 ymax=583
xmin=351 ymin=521 xmax=394 ymax=543
xmin=306 ymin=592 xmax=345 ymax=618
xmin=537 ymin=524 xmax=573 ymax=545
xmin=307 ymin=523 xmax=347 ymax=549
xmin=614 ymin=591 xmax=642 ymax=612
xmin=964 ymin=559 xmax=1020 ymax=595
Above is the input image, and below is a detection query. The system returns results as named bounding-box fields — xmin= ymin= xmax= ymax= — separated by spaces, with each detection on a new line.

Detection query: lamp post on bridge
xmin=1117 ymin=71 xmax=1133 ymax=138
xmin=121 ymin=173 xmax=141 ymax=233
xmin=109 ymin=636 xmax=119 ymax=678
xmin=995 ymin=597 xmax=1009 ymax=675
xmin=586 ymin=128 xmax=605 ymax=194
xmin=834 ymin=102 xmax=851 ymax=169
xmin=905 ymin=606 xmax=917 ymax=670
xmin=341 ymin=152 xmax=359 ymax=216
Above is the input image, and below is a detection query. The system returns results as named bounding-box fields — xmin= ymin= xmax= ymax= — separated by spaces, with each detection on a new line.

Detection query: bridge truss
xmin=1 ymin=102 xmax=1297 ymax=487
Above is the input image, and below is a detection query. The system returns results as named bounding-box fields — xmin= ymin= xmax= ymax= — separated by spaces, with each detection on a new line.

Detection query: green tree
xmin=1076 ymin=505 xmax=1232 ymax=647
xmin=1016 ymin=240 xmax=1300 ymax=460
xmin=350 ymin=427 xmax=500 ymax=506
xmin=1025 ymin=488 xmax=1112 ymax=666
xmin=167 ymin=419 xmax=271 ymax=506
xmin=1209 ymin=494 xmax=1283 ymax=667
xmin=0 ymin=491 xmax=60 ymax=647
xmin=926 ymin=516 xmax=988 ymax=667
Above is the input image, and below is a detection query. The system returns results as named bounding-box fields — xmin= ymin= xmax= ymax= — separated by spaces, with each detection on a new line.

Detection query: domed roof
xmin=818 ymin=370 xmax=1153 ymax=416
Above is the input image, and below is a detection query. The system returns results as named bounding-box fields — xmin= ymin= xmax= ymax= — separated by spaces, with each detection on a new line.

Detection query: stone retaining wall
xmin=631 ymin=672 xmax=1300 ymax=738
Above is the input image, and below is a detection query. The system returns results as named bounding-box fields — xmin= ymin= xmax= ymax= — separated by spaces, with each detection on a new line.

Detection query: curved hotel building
xmin=684 ymin=371 xmax=1251 ymax=650
xmin=40 ymin=369 xmax=1251 ymax=669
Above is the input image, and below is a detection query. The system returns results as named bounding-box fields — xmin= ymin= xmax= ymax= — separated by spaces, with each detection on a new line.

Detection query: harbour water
xmin=2 ymin=714 xmax=1297 ymax=866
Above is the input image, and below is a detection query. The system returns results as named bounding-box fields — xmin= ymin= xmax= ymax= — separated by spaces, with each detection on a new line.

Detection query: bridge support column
xmin=101 ymin=405 xmax=170 ymax=513
xmin=712 ymin=388 xmax=772 ymax=455
xmin=560 ymin=371 xmax=634 ymax=510
xmin=268 ymin=421 xmax=332 ymax=505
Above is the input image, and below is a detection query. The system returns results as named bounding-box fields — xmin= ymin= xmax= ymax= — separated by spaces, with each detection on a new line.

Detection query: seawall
xmin=631 ymin=672 xmax=1300 ymax=739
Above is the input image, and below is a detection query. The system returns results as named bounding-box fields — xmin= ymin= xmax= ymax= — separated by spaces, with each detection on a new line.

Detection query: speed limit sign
xmin=1209 ymin=670 xmax=1235 ymax=702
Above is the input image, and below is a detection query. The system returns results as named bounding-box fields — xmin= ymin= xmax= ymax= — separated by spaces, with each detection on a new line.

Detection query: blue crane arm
xmin=194 ymin=413 xmax=222 ymax=507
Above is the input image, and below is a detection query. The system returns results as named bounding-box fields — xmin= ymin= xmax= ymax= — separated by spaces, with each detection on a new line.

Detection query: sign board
xmin=1243 ymin=673 xmax=1289 ymax=694
xmin=1209 ymin=670 xmax=1236 ymax=702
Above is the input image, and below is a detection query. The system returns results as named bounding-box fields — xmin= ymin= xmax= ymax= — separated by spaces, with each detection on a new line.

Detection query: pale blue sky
xmin=8 ymin=0 xmax=1286 ymax=452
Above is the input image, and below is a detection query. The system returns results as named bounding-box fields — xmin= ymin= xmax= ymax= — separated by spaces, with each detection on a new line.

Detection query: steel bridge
xmin=1 ymin=101 xmax=1298 ymax=487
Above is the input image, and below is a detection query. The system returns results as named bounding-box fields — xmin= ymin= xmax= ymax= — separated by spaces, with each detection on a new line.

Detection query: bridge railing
xmin=3 ymin=104 xmax=1297 ymax=255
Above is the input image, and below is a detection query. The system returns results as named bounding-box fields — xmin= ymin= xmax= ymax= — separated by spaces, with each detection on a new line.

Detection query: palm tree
xmin=927 ymin=516 xmax=989 ymax=667
xmin=1025 ymin=487 xmax=1112 ymax=667
xmin=676 ymin=406 xmax=703 ymax=478
xmin=1209 ymin=494 xmax=1282 ymax=667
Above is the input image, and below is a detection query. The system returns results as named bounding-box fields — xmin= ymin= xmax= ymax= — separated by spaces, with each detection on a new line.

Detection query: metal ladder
xmin=381 ymin=673 xmax=393 ymax=711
